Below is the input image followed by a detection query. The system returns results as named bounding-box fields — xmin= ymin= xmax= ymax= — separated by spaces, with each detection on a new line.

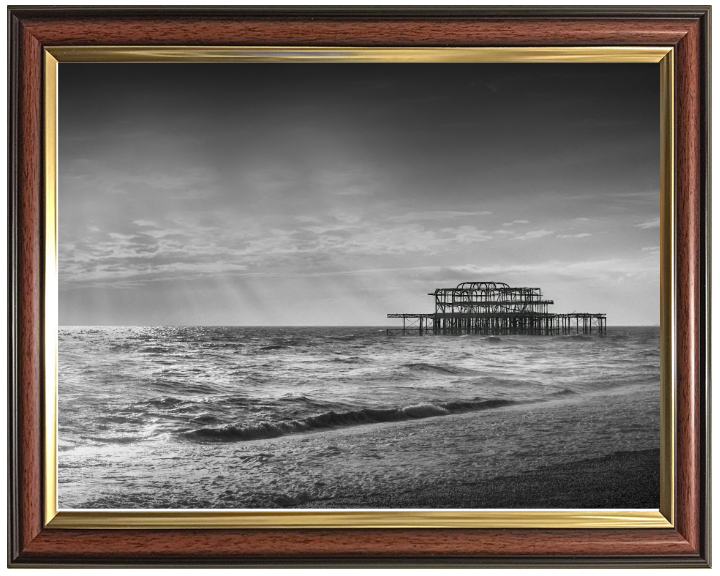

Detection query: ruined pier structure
xmin=388 ymin=282 xmax=606 ymax=336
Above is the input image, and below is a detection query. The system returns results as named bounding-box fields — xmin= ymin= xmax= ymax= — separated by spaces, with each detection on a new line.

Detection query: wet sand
xmin=300 ymin=448 xmax=660 ymax=509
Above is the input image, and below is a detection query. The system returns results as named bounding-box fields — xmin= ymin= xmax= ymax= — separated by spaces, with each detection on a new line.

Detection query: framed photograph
xmin=8 ymin=6 xmax=710 ymax=567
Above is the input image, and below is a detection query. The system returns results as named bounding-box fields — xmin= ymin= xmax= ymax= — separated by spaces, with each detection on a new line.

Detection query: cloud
xmin=231 ymin=253 xmax=660 ymax=285
xmin=641 ymin=246 xmax=660 ymax=252
xmin=444 ymin=226 xmax=492 ymax=244
xmin=334 ymin=213 xmax=361 ymax=224
xmin=636 ymin=218 xmax=660 ymax=229
xmin=139 ymin=228 xmax=189 ymax=239
xmin=390 ymin=210 xmax=491 ymax=223
xmin=60 ymin=164 xmax=218 ymax=197
xmin=333 ymin=189 xmax=373 ymax=197
xmin=61 ymin=208 xmax=508 ymax=290
xmin=512 ymin=229 xmax=554 ymax=241
xmin=107 ymin=233 xmax=136 ymax=241
xmin=432 ymin=255 xmax=660 ymax=282
xmin=557 ymin=233 xmax=592 ymax=238
xmin=60 ymin=221 xmax=253 ymax=289
xmin=502 ymin=219 xmax=530 ymax=226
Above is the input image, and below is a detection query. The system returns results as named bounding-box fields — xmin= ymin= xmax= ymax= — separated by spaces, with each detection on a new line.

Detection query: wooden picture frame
xmin=8 ymin=6 xmax=710 ymax=567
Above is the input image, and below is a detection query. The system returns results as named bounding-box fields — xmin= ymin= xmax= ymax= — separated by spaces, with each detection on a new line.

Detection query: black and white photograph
xmin=57 ymin=61 xmax=661 ymax=510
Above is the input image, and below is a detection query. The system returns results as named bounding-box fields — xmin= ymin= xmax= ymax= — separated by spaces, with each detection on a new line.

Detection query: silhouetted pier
xmin=387 ymin=282 xmax=606 ymax=335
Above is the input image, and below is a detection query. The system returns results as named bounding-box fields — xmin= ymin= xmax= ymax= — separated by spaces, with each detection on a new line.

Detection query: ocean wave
xmin=182 ymin=398 xmax=517 ymax=443
xmin=144 ymin=396 xmax=183 ymax=408
xmin=139 ymin=346 xmax=175 ymax=354
xmin=401 ymin=362 xmax=468 ymax=375
xmin=549 ymin=388 xmax=577 ymax=397
xmin=331 ymin=356 xmax=361 ymax=363
xmin=190 ymin=414 xmax=222 ymax=425
xmin=328 ymin=334 xmax=359 ymax=341
xmin=109 ymin=343 xmax=135 ymax=352
xmin=86 ymin=435 xmax=141 ymax=445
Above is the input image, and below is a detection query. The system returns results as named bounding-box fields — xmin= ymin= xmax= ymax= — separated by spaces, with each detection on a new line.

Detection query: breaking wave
xmin=401 ymin=362 xmax=475 ymax=375
xmin=183 ymin=398 xmax=518 ymax=443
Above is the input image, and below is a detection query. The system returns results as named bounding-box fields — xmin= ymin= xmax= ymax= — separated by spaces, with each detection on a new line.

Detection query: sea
xmin=57 ymin=326 xmax=660 ymax=509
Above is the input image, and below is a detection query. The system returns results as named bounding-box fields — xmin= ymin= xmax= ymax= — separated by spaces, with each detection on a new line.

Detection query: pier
xmin=387 ymin=281 xmax=606 ymax=335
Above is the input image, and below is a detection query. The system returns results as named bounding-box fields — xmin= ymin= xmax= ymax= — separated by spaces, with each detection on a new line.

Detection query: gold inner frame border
xmin=43 ymin=46 xmax=675 ymax=529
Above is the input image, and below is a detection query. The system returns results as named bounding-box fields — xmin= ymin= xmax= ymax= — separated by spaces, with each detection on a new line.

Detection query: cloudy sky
xmin=59 ymin=63 xmax=660 ymax=326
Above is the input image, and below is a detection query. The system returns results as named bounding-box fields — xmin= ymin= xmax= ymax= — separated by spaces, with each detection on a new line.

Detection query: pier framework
xmin=388 ymin=282 xmax=606 ymax=336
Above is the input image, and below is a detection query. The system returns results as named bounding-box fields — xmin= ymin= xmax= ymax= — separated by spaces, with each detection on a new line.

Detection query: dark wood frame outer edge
xmin=7 ymin=6 xmax=711 ymax=567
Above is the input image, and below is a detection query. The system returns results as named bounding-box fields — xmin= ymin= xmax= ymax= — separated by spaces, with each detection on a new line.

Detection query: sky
xmin=58 ymin=63 xmax=660 ymax=326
